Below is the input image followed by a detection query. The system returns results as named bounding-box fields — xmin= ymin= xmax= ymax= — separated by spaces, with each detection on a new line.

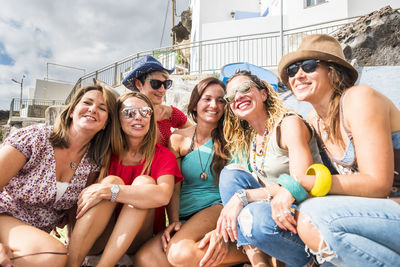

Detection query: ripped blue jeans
xmin=299 ymin=196 xmax=400 ymax=267
xmin=219 ymin=167 xmax=311 ymax=267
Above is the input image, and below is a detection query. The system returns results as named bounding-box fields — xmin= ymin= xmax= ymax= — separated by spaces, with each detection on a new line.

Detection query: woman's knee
xmin=132 ymin=175 xmax=156 ymax=186
xmin=166 ymin=239 xmax=196 ymax=266
xmin=101 ymin=175 xmax=124 ymax=185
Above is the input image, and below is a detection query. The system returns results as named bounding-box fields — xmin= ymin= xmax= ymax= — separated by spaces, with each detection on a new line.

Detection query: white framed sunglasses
xmin=121 ymin=107 xmax=153 ymax=119
xmin=224 ymin=80 xmax=256 ymax=103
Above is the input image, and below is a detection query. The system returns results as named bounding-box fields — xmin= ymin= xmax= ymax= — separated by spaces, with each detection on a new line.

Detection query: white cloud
xmin=0 ymin=0 xmax=189 ymax=109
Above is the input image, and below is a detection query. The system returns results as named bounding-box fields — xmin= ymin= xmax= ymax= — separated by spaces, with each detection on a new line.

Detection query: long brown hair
xmin=115 ymin=92 xmax=157 ymax=175
xmin=50 ymin=85 xmax=118 ymax=180
xmin=325 ymin=63 xmax=356 ymax=148
xmin=223 ymin=70 xmax=287 ymax=162
xmin=187 ymin=77 xmax=229 ymax=182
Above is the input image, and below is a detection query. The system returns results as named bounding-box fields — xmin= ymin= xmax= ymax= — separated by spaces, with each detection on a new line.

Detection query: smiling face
xmin=119 ymin=96 xmax=151 ymax=140
xmin=195 ymin=83 xmax=226 ymax=125
xmin=135 ymin=71 xmax=169 ymax=106
xmin=70 ymin=89 xmax=108 ymax=134
xmin=226 ymin=75 xmax=267 ymax=121
xmin=288 ymin=61 xmax=332 ymax=103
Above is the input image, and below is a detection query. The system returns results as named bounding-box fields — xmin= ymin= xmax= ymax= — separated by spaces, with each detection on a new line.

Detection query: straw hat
xmin=122 ymin=55 xmax=175 ymax=90
xmin=278 ymin=34 xmax=358 ymax=86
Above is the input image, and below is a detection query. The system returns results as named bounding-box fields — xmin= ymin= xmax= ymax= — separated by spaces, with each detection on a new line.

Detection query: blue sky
xmin=0 ymin=0 xmax=189 ymax=110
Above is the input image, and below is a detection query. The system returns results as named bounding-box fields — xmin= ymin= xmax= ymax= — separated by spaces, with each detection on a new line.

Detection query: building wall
xmin=197 ymin=0 xmax=400 ymax=41
xmin=32 ymin=79 xmax=73 ymax=101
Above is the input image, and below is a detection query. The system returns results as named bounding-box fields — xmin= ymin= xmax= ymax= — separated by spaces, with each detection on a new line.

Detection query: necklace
xmin=251 ymin=126 xmax=269 ymax=175
xmin=70 ymin=161 xmax=77 ymax=170
xmin=193 ymin=127 xmax=213 ymax=181
xmin=318 ymin=116 xmax=329 ymax=140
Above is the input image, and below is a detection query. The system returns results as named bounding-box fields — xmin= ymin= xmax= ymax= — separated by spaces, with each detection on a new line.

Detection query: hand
xmin=76 ymin=183 xmax=107 ymax=219
xmin=198 ymin=229 xmax=228 ymax=267
xmin=270 ymin=186 xmax=297 ymax=234
xmin=0 ymin=243 xmax=13 ymax=267
xmin=216 ymin=194 xmax=243 ymax=242
xmin=161 ymin=221 xmax=182 ymax=252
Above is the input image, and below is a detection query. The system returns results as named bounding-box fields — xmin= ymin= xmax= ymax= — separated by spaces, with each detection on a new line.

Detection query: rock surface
xmin=334 ymin=6 xmax=400 ymax=66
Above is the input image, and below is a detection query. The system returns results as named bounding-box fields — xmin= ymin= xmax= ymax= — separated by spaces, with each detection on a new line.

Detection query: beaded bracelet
xmin=263 ymin=187 xmax=272 ymax=202
xmin=306 ymin=164 xmax=332 ymax=197
xmin=278 ymin=174 xmax=307 ymax=202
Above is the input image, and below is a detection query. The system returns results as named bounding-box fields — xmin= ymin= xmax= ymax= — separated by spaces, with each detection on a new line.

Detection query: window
xmin=305 ymin=0 xmax=327 ymax=8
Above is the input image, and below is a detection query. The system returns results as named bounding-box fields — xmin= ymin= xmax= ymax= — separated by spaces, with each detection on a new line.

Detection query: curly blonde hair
xmin=223 ymin=70 xmax=287 ymax=162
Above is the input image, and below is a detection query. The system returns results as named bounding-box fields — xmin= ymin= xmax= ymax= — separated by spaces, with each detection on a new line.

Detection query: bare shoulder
xmin=169 ymin=126 xmax=195 ymax=156
xmin=280 ymin=114 xmax=309 ymax=138
xmin=344 ymin=85 xmax=391 ymax=116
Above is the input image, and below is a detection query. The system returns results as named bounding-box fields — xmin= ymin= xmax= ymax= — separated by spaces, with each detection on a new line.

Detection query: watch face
xmin=111 ymin=184 xmax=119 ymax=193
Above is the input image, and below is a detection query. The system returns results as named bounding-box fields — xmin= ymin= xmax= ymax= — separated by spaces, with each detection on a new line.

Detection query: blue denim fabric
xmin=299 ymin=196 xmax=400 ymax=267
xmin=219 ymin=167 xmax=311 ymax=267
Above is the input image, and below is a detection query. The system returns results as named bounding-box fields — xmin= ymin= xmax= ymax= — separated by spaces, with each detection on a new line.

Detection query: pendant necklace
xmin=70 ymin=161 xmax=77 ymax=170
xmin=193 ymin=127 xmax=213 ymax=181
xmin=318 ymin=116 xmax=329 ymax=140
xmin=251 ymin=126 xmax=269 ymax=175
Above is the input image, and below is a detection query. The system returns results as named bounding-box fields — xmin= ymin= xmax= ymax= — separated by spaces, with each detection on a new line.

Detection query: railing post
xmin=236 ymin=36 xmax=240 ymax=62
xmin=198 ymin=42 xmax=202 ymax=74
xmin=9 ymin=99 xmax=14 ymax=119
xmin=113 ymin=62 xmax=118 ymax=86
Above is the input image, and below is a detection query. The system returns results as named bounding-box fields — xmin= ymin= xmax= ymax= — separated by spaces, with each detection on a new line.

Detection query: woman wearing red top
xmin=122 ymin=55 xmax=191 ymax=147
xmin=66 ymin=92 xmax=182 ymax=267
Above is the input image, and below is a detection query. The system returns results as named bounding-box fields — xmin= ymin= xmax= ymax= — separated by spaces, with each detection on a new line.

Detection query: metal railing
xmin=65 ymin=15 xmax=362 ymax=104
xmin=9 ymin=98 xmax=65 ymax=119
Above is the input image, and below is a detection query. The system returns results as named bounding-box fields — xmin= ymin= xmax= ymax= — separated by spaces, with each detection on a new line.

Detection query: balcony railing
xmin=9 ymin=98 xmax=65 ymax=119
xmin=65 ymin=14 xmax=363 ymax=104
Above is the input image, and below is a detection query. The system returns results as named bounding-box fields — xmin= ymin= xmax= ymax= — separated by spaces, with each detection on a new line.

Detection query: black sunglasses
xmin=145 ymin=79 xmax=173 ymax=90
xmin=286 ymin=59 xmax=320 ymax=78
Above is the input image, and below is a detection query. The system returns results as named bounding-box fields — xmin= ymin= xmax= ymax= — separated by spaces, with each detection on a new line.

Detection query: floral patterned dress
xmin=0 ymin=124 xmax=99 ymax=233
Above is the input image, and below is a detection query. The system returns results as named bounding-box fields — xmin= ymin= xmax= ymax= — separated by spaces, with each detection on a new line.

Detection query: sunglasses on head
xmin=145 ymin=79 xmax=173 ymax=90
xmin=286 ymin=59 xmax=320 ymax=78
xmin=121 ymin=107 xmax=153 ymax=119
xmin=224 ymin=80 xmax=255 ymax=103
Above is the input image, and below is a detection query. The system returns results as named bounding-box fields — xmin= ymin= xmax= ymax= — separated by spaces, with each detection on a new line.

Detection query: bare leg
xmin=66 ymin=176 xmax=123 ymax=267
xmin=97 ymin=175 xmax=156 ymax=267
xmin=133 ymin=231 xmax=171 ymax=267
xmin=165 ymin=205 xmax=248 ymax=267
xmin=0 ymin=215 xmax=67 ymax=267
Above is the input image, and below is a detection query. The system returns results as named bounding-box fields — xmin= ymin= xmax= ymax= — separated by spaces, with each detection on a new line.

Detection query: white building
xmin=189 ymin=0 xmax=400 ymax=73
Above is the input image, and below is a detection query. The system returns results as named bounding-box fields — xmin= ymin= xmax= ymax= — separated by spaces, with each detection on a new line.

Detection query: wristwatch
xmin=110 ymin=184 xmax=120 ymax=202
xmin=235 ymin=189 xmax=248 ymax=207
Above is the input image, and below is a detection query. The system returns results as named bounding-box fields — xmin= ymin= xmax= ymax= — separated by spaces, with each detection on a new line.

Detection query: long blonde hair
xmin=115 ymin=92 xmax=157 ymax=175
xmin=223 ymin=71 xmax=287 ymax=162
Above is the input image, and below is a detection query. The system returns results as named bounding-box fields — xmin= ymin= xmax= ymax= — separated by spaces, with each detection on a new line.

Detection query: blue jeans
xmin=219 ymin=167 xmax=311 ymax=267
xmin=299 ymin=196 xmax=400 ymax=266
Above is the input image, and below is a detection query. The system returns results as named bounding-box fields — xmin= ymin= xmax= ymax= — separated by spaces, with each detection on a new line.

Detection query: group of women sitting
xmin=0 ymin=34 xmax=399 ymax=267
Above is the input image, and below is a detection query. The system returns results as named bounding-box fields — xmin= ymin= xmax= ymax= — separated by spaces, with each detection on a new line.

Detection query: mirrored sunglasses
xmin=224 ymin=80 xmax=255 ymax=103
xmin=121 ymin=107 xmax=153 ymax=119
xmin=145 ymin=79 xmax=173 ymax=90
xmin=286 ymin=59 xmax=320 ymax=78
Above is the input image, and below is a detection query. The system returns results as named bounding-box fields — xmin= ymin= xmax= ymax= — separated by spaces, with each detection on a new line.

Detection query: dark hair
xmin=134 ymin=70 xmax=170 ymax=91
xmin=188 ymin=77 xmax=229 ymax=182
xmin=325 ymin=62 xmax=355 ymax=148
xmin=50 ymin=85 xmax=118 ymax=179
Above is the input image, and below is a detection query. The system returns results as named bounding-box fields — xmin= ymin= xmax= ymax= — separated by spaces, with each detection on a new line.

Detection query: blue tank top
xmin=179 ymin=138 xmax=221 ymax=218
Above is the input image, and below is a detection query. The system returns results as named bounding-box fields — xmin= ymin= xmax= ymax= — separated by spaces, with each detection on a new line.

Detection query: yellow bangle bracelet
xmin=306 ymin=164 xmax=332 ymax=197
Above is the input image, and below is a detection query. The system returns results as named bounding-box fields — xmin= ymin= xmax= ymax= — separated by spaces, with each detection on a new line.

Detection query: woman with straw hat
xmin=278 ymin=34 xmax=400 ymax=266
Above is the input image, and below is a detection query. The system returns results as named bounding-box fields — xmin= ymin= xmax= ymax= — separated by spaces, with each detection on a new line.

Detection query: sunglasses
xmin=286 ymin=59 xmax=320 ymax=78
xmin=145 ymin=79 xmax=173 ymax=90
xmin=121 ymin=107 xmax=153 ymax=119
xmin=224 ymin=80 xmax=255 ymax=103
